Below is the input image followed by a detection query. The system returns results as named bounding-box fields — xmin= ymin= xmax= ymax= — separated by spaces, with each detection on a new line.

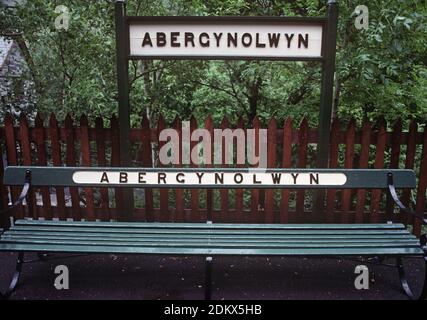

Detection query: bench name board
xmin=73 ymin=171 xmax=346 ymax=186
xmin=3 ymin=167 xmax=416 ymax=189
xmin=128 ymin=18 xmax=325 ymax=59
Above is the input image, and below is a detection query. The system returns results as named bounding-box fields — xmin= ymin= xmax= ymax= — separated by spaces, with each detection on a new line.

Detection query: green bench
xmin=0 ymin=166 xmax=426 ymax=299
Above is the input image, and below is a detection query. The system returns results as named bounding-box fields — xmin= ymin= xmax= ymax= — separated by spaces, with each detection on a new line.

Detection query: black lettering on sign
xmin=213 ymin=33 xmax=223 ymax=47
xmin=157 ymin=32 xmax=166 ymax=47
xmin=291 ymin=173 xmax=299 ymax=184
xmin=253 ymin=174 xmax=261 ymax=184
xmin=310 ymin=173 xmax=319 ymax=185
xmin=199 ymin=33 xmax=210 ymax=47
xmin=268 ymin=33 xmax=280 ymax=47
xmin=284 ymin=33 xmax=294 ymax=48
xmin=241 ymin=33 xmax=252 ymax=47
xmin=158 ymin=172 xmax=166 ymax=184
xmin=228 ymin=33 xmax=238 ymax=47
xmin=196 ymin=172 xmax=204 ymax=183
xmin=138 ymin=172 xmax=146 ymax=184
xmin=176 ymin=172 xmax=185 ymax=183
xmin=142 ymin=33 xmax=153 ymax=47
xmin=100 ymin=171 xmax=109 ymax=183
xmin=234 ymin=173 xmax=243 ymax=184
xmin=184 ymin=32 xmax=195 ymax=47
xmin=255 ymin=33 xmax=266 ymax=48
xmin=170 ymin=32 xmax=180 ymax=47
xmin=119 ymin=172 xmax=128 ymax=183
xmin=215 ymin=173 xmax=224 ymax=184
xmin=271 ymin=173 xmax=281 ymax=184
xmin=298 ymin=34 xmax=309 ymax=48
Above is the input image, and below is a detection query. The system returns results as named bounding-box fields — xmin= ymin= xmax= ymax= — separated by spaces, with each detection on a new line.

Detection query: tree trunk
xmin=332 ymin=73 xmax=340 ymax=120
xmin=247 ymin=77 xmax=262 ymax=124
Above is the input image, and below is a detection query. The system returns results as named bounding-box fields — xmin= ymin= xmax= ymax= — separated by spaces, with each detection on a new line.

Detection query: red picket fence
xmin=0 ymin=113 xmax=426 ymax=235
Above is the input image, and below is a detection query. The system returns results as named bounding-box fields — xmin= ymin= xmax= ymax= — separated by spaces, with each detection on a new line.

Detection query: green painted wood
xmin=14 ymin=219 xmax=407 ymax=230
xmin=3 ymin=231 xmax=417 ymax=241
xmin=0 ymin=238 xmax=420 ymax=249
xmin=2 ymin=231 xmax=417 ymax=240
xmin=9 ymin=225 xmax=412 ymax=236
xmin=4 ymin=166 xmax=416 ymax=189
xmin=1 ymin=239 xmax=419 ymax=249
xmin=0 ymin=243 xmax=423 ymax=256
xmin=1 ymin=235 xmax=418 ymax=245
xmin=1 ymin=220 xmax=421 ymax=257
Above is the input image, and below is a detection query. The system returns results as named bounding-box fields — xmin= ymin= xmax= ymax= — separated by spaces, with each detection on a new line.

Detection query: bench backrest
xmin=3 ymin=166 xmax=416 ymax=189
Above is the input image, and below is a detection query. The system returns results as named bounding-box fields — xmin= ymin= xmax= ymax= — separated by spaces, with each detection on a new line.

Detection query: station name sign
xmin=128 ymin=17 xmax=325 ymax=59
xmin=72 ymin=171 xmax=346 ymax=187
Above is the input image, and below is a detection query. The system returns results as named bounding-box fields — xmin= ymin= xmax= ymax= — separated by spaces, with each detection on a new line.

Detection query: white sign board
xmin=72 ymin=171 xmax=346 ymax=187
xmin=128 ymin=19 xmax=324 ymax=59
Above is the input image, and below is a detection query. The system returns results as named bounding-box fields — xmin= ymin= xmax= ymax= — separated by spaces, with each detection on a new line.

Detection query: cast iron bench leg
xmin=0 ymin=252 xmax=24 ymax=300
xmin=205 ymin=256 xmax=212 ymax=300
xmin=397 ymin=255 xmax=427 ymax=300
xmin=396 ymin=257 xmax=415 ymax=299
xmin=419 ymin=236 xmax=427 ymax=300
xmin=419 ymin=256 xmax=427 ymax=300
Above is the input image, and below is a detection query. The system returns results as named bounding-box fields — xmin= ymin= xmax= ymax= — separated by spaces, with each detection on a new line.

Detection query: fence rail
xmin=0 ymin=113 xmax=426 ymax=236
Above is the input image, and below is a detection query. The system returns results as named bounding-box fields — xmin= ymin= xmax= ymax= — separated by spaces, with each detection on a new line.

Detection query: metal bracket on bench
xmin=1 ymin=169 xmax=31 ymax=218
xmin=387 ymin=172 xmax=427 ymax=225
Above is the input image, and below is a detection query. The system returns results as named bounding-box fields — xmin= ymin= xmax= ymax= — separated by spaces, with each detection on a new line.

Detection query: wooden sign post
xmin=114 ymin=0 xmax=338 ymax=219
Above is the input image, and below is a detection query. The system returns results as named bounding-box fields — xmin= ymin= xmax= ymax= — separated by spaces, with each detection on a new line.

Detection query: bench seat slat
xmin=0 ymin=239 xmax=421 ymax=249
xmin=1 ymin=234 xmax=418 ymax=244
xmin=3 ymin=231 xmax=417 ymax=241
xmin=14 ymin=220 xmax=406 ymax=230
xmin=0 ymin=243 xmax=422 ymax=256
xmin=1 ymin=235 xmax=420 ymax=246
xmin=9 ymin=226 xmax=411 ymax=236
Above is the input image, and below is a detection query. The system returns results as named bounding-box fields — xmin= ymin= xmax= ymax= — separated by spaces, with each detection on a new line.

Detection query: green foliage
xmin=1 ymin=0 xmax=426 ymax=127
xmin=335 ymin=0 xmax=427 ymax=125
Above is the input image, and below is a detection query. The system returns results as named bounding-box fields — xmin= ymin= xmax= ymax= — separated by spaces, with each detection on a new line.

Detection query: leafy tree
xmin=334 ymin=0 xmax=427 ymax=125
xmin=1 ymin=0 xmax=425 ymax=128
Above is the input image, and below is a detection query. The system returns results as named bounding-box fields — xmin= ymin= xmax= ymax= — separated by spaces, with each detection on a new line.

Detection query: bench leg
xmin=418 ymin=256 xmax=427 ymax=300
xmin=205 ymin=257 xmax=213 ymax=300
xmin=0 ymin=252 xmax=24 ymax=300
xmin=396 ymin=257 xmax=415 ymax=299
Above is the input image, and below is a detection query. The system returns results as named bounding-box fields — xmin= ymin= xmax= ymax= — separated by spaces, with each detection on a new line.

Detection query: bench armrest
xmin=388 ymin=172 xmax=427 ymax=226
xmin=1 ymin=169 xmax=31 ymax=217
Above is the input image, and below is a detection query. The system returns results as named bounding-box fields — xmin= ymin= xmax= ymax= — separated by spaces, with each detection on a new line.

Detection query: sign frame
xmin=114 ymin=0 xmax=339 ymax=218
xmin=126 ymin=16 xmax=328 ymax=61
